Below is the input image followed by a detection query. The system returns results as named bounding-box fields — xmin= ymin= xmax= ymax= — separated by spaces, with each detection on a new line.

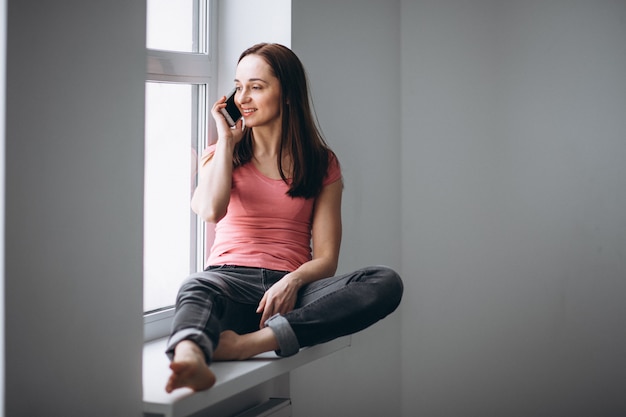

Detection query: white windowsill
xmin=143 ymin=336 xmax=351 ymax=417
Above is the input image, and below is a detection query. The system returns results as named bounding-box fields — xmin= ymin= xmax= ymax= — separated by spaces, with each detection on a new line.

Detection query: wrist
xmin=285 ymin=273 xmax=304 ymax=290
xmin=215 ymin=136 xmax=236 ymax=153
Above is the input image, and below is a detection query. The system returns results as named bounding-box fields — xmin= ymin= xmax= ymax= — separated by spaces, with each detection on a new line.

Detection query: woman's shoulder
xmin=323 ymin=150 xmax=342 ymax=185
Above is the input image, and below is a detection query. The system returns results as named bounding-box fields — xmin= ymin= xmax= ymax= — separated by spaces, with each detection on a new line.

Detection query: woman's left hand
xmin=257 ymin=274 xmax=302 ymax=328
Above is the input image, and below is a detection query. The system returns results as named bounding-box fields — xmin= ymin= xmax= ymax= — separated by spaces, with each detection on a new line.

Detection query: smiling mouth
xmin=242 ymin=108 xmax=256 ymax=115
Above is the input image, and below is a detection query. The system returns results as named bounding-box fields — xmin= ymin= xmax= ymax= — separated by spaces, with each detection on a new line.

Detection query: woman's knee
xmin=176 ymin=274 xmax=223 ymax=305
xmin=177 ymin=275 xmax=206 ymax=297
xmin=368 ymin=265 xmax=404 ymax=307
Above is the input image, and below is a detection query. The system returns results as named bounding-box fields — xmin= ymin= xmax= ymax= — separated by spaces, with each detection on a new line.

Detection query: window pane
xmin=146 ymin=0 xmax=196 ymax=52
xmin=144 ymin=82 xmax=196 ymax=312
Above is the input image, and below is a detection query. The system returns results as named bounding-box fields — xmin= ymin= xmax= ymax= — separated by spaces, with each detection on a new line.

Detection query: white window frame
xmin=144 ymin=0 xmax=218 ymax=341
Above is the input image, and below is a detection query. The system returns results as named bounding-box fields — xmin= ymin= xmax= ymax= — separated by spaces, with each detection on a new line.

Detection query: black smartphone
xmin=219 ymin=88 xmax=242 ymax=127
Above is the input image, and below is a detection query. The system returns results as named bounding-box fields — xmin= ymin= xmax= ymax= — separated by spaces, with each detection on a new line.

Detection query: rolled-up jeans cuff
xmin=265 ymin=314 xmax=300 ymax=357
xmin=165 ymin=328 xmax=214 ymax=364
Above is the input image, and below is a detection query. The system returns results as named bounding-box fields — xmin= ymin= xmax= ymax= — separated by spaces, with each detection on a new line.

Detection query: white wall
xmin=401 ymin=1 xmax=626 ymax=416
xmin=291 ymin=1 xmax=403 ymax=416
xmin=4 ymin=1 xmax=145 ymax=416
xmin=217 ymin=0 xmax=291 ymax=101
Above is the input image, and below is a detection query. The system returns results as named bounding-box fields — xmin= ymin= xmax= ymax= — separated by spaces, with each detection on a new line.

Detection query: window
xmin=144 ymin=0 xmax=216 ymax=328
xmin=143 ymin=0 xmax=291 ymax=340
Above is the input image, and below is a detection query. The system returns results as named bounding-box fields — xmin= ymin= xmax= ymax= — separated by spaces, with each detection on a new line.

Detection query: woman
xmin=165 ymin=43 xmax=403 ymax=393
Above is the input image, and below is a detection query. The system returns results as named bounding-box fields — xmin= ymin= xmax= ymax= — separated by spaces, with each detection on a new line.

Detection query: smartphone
xmin=219 ymin=88 xmax=242 ymax=127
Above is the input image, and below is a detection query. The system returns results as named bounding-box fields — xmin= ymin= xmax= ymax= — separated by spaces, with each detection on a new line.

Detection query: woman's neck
xmin=249 ymin=126 xmax=293 ymax=179
xmin=251 ymin=125 xmax=282 ymax=158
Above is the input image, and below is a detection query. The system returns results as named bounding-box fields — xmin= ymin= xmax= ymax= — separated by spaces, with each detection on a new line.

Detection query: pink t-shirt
xmin=205 ymin=146 xmax=342 ymax=272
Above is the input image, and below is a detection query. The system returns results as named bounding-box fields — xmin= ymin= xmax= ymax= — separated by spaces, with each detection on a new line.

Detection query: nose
xmin=237 ymin=88 xmax=251 ymax=105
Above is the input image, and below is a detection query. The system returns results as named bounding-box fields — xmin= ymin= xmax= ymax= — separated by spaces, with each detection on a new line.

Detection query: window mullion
xmin=191 ymin=84 xmax=209 ymax=274
xmin=197 ymin=0 xmax=209 ymax=55
xmin=146 ymin=50 xmax=211 ymax=83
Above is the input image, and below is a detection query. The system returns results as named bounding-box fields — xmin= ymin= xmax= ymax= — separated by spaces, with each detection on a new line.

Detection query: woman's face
xmin=234 ymin=54 xmax=282 ymax=129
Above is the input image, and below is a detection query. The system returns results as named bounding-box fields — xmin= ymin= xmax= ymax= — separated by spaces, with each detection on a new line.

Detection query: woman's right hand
xmin=211 ymin=95 xmax=244 ymax=144
xmin=193 ymin=95 xmax=243 ymax=223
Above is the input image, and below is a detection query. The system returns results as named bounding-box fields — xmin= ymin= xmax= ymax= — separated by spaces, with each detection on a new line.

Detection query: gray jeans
xmin=166 ymin=265 xmax=403 ymax=363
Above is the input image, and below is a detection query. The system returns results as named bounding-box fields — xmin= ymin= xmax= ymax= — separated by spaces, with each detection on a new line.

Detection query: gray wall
xmin=293 ymin=1 xmax=626 ymax=416
xmin=4 ymin=1 xmax=145 ymax=416
xmin=401 ymin=1 xmax=626 ymax=416
xmin=291 ymin=1 xmax=402 ymax=416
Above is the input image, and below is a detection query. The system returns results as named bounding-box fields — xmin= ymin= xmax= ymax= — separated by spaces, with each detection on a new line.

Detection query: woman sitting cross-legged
xmin=165 ymin=43 xmax=403 ymax=393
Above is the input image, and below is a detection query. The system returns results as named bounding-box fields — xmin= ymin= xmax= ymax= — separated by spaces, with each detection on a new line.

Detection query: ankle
xmin=175 ymin=340 xmax=205 ymax=361
xmin=241 ymin=328 xmax=279 ymax=359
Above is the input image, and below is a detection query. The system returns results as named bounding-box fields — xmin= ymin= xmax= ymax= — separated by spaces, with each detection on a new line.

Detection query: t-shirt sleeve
xmin=199 ymin=144 xmax=217 ymax=165
xmin=323 ymin=151 xmax=342 ymax=186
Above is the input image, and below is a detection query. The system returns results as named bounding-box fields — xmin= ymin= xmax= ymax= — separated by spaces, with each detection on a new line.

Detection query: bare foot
xmin=213 ymin=328 xmax=279 ymax=361
xmin=165 ymin=340 xmax=216 ymax=393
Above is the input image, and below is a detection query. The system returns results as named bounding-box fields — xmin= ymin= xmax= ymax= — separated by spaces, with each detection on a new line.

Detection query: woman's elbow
xmin=201 ymin=210 xmax=226 ymax=224
xmin=191 ymin=201 xmax=226 ymax=224
xmin=323 ymin=255 xmax=340 ymax=278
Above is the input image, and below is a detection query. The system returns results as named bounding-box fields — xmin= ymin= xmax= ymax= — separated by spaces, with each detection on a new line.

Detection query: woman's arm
xmin=190 ymin=97 xmax=244 ymax=223
xmin=257 ymin=178 xmax=343 ymax=326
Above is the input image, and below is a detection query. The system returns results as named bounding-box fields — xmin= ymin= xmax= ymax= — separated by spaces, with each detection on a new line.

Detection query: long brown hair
xmin=232 ymin=43 xmax=334 ymax=199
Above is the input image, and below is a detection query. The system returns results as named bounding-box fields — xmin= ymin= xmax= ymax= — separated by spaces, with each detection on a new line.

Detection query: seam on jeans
xmin=261 ymin=268 xmax=288 ymax=291
xmin=294 ymin=284 xmax=351 ymax=312
xmin=262 ymin=269 xmax=268 ymax=291
xmin=298 ymin=276 xmax=350 ymax=298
